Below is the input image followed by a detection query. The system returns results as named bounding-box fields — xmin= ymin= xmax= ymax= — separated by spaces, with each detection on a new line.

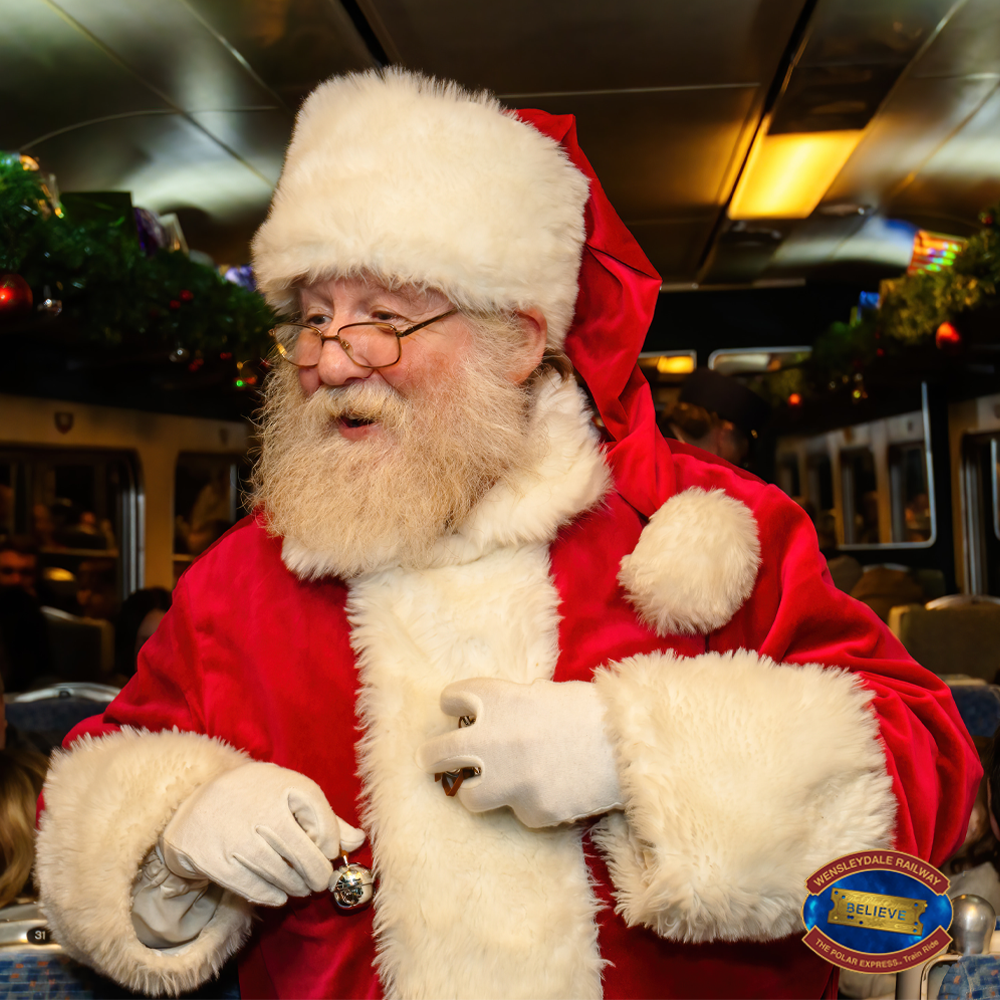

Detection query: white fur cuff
xmin=592 ymin=650 xmax=896 ymax=942
xmin=36 ymin=728 xmax=255 ymax=997
xmin=619 ymin=487 xmax=761 ymax=636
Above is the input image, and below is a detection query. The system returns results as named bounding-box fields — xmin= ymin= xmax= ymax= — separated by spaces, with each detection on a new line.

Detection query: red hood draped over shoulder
xmin=515 ymin=109 xmax=676 ymax=518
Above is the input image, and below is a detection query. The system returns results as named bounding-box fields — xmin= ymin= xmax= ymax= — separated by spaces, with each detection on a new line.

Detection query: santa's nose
xmin=315 ymin=339 xmax=375 ymax=388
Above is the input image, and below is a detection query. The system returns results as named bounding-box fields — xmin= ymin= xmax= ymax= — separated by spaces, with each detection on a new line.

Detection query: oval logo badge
xmin=802 ymin=850 xmax=952 ymax=973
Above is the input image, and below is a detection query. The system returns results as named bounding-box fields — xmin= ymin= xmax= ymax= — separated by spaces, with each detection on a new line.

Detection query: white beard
xmin=251 ymin=348 xmax=542 ymax=579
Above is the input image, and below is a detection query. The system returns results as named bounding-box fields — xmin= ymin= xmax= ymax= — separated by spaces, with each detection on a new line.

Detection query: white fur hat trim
xmin=252 ymin=69 xmax=590 ymax=348
xmin=619 ymin=487 xmax=761 ymax=635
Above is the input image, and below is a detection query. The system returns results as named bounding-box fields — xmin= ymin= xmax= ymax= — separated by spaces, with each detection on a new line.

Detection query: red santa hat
xmin=252 ymin=69 xmax=672 ymax=518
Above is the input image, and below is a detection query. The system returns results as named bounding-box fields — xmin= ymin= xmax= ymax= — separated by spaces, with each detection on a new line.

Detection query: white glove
xmin=132 ymin=845 xmax=222 ymax=949
xmin=415 ymin=678 xmax=623 ymax=828
xmin=160 ymin=761 xmax=364 ymax=906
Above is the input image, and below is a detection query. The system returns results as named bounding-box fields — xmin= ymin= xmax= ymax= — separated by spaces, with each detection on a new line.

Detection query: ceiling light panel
xmin=729 ymin=130 xmax=864 ymax=219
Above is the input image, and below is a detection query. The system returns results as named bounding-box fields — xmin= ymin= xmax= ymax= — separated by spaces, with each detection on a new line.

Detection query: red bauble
xmin=935 ymin=321 xmax=961 ymax=350
xmin=788 ymin=392 xmax=802 ymax=408
xmin=0 ymin=273 xmax=33 ymax=323
xmin=180 ymin=289 xmax=194 ymax=303
xmin=168 ymin=299 xmax=181 ymax=310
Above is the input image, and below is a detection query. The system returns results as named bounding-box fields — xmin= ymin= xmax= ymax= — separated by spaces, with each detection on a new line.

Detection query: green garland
xmin=880 ymin=207 xmax=999 ymax=344
xmin=0 ymin=159 xmax=274 ymax=360
xmin=753 ymin=204 xmax=1000 ymax=408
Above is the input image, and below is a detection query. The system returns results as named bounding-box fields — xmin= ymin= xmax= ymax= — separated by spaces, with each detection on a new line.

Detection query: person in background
xmin=0 ymin=671 xmax=50 ymax=907
xmin=0 ymin=537 xmax=40 ymax=598
xmin=0 ymin=744 xmax=48 ymax=907
xmin=660 ymin=367 xmax=770 ymax=467
xmin=75 ymin=558 xmax=118 ymax=621
xmin=0 ymin=577 xmax=54 ymax=693
xmin=0 ymin=536 xmax=66 ymax=611
xmin=113 ymin=587 xmax=172 ymax=682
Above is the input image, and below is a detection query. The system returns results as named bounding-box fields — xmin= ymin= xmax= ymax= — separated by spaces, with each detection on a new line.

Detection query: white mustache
xmin=307 ymin=380 xmax=407 ymax=424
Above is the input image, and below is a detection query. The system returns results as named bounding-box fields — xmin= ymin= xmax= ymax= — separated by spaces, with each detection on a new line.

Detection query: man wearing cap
xmin=662 ymin=367 xmax=771 ymax=467
xmin=36 ymin=71 xmax=977 ymax=999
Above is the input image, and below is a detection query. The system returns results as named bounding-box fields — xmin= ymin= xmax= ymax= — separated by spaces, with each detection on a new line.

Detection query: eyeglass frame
xmin=269 ymin=309 xmax=458 ymax=370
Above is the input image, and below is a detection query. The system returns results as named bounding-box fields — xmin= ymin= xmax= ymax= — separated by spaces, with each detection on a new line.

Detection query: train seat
xmin=934 ymin=676 xmax=1000 ymax=738
xmin=889 ymin=602 xmax=1000 ymax=681
xmin=4 ymin=683 xmax=119 ymax=753
xmin=40 ymin=607 xmax=113 ymax=683
xmin=851 ymin=565 xmax=925 ymax=621
xmin=0 ymin=901 xmax=241 ymax=998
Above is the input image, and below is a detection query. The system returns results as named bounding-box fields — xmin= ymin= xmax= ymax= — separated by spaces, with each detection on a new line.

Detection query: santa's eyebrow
xmin=359 ymin=287 xmax=434 ymax=316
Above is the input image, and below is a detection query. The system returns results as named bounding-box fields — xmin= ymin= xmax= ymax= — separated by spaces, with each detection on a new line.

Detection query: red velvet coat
xmin=59 ymin=439 xmax=978 ymax=1000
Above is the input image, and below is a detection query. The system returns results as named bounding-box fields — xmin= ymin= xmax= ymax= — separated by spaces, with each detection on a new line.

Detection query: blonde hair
xmin=0 ymin=747 xmax=48 ymax=907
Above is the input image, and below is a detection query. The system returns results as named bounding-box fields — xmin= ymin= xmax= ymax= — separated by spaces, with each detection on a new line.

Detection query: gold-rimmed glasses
xmin=269 ymin=309 xmax=457 ymax=370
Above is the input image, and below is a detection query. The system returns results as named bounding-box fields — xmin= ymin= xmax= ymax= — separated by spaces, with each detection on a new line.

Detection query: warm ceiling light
xmin=656 ymin=355 xmax=695 ymax=374
xmin=729 ymin=130 xmax=864 ymax=220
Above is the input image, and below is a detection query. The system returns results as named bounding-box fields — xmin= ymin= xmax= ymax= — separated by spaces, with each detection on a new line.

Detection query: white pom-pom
xmin=619 ymin=487 xmax=761 ymax=635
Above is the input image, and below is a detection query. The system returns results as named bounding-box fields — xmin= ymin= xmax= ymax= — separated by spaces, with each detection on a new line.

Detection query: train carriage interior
xmin=1 ymin=0 xmax=1000 ymax=997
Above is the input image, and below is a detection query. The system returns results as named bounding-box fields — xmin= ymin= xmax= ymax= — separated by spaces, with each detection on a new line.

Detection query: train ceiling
xmin=2 ymin=0 xmax=999 ymax=289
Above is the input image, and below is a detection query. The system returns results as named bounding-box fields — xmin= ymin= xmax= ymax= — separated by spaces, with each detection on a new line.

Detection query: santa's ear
xmin=507 ymin=308 xmax=548 ymax=384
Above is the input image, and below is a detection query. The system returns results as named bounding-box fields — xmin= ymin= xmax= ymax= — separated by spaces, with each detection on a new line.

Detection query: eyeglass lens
xmin=274 ymin=324 xmax=400 ymax=369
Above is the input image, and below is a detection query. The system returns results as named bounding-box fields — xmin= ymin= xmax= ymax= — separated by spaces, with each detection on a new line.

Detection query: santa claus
xmin=35 ymin=69 xmax=979 ymax=999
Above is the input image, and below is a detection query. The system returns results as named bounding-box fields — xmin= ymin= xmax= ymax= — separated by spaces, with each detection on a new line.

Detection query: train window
xmin=0 ymin=449 xmax=140 ymax=615
xmin=173 ymin=453 xmax=251 ymax=579
xmin=777 ymin=455 xmax=801 ymax=498
xmin=962 ymin=433 xmax=1000 ymax=595
xmin=707 ymin=346 xmax=811 ymax=375
xmin=806 ymin=454 xmax=833 ymax=512
xmin=888 ymin=443 xmax=931 ymax=543
xmin=805 ymin=454 xmax=836 ymax=548
xmin=841 ymin=448 xmax=879 ymax=545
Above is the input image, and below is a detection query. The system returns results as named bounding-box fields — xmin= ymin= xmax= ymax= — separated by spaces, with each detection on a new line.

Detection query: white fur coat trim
xmin=36 ymin=728 xmax=254 ymax=997
xmin=592 ymin=649 xmax=896 ymax=942
xmin=252 ymin=69 xmax=589 ymax=349
xmin=281 ymin=374 xmax=610 ymax=579
xmin=427 ymin=375 xmax=610 ymax=567
xmin=350 ymin=545 xmax=603 ymax=997
xmin=619 ymin=486 xmax=761 ymax=635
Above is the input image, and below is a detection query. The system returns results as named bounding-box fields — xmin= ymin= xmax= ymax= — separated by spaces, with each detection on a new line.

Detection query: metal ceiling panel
xmin=764 ymin=213 xmax=915 ymax=280
xmin=910 ymin=0 xmax=1000 ymax=78
xmin=823 ymin=73 xmax=999 ymax=213
xmin=506 ymin=87 xmax=759 ymax=222
xmin=44 ymin=0 xmax=281 ymax=111
xmin=797 ymin=0 xmax=953 ymax=68
xmin=38 ymin=112 xmax=273 ymax=211
xmin=187 ymin=109 xmax=290 ymax=185
xmin=893 ymin=85 xmax=1000 ymax=228
xmin=183 ymin=0 xmax=378 ymax=110
xmin=767 ymin=0 xmax=956 ymax=134
xmin=0 ymin=0 xmax=173 ymax=148
xmin=627 ymin=217 xmax=720 ymax=283
xmin=357 ymin=0 xmax=806 ymax=93
xmin=699 ymin=220 xmax=794 ymax=285
xmin=769 ymin=63 xmax=908 ymax=133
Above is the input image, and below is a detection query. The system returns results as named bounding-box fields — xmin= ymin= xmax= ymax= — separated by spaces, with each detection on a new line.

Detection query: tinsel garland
xmin=0 ymin=159 xmax=274 ymax=359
